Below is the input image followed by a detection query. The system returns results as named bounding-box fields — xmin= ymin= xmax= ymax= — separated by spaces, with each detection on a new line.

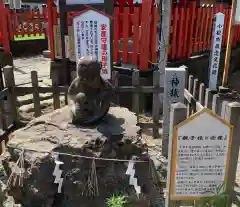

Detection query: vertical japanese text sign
xmin=169 ymin=108 xmax=232 ymax=200
xmin=73 ymin=9 xmax=111 ymax=80
xmin=163 ymin=67 xmax=186 ymax=151
xmin=209 ymin=13 xmax=224 ymax=91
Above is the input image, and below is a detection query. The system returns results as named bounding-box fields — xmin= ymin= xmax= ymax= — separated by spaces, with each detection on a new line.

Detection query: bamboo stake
xmin=222 ymin=0 xmax=237 ymax=87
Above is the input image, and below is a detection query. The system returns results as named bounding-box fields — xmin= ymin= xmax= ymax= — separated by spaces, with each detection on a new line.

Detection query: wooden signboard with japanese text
xmin=53 ymin=25 xmax=62 ymax=59
xmin=73 ymin=9 xmax=111 ymax=80
xmin=169 ymin=108 xmax=233 ymax=200
xmin=65 ymin=35 xmax=70 ymax=58
xmin=68 ymin=26 xmax=76 ymax=62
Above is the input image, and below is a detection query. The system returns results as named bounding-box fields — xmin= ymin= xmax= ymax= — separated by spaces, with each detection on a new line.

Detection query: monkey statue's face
xmin=77 ymin=56 xmax=101 ymax=87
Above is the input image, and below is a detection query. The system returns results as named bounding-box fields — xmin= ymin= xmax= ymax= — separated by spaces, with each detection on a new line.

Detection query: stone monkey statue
xmin=67 ymin=56 xmax=114 ymax=125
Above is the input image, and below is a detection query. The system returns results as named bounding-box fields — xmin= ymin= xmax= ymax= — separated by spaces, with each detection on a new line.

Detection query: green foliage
xmin=106 ymin=194 xmax=128 ymax=207
xmin=197 ymin=192 xmax=230 ymax=207
xmin=196 ymin=183 xmax=240 ymax=207
xmin=198 ymin=183 xmax=228 ymax=207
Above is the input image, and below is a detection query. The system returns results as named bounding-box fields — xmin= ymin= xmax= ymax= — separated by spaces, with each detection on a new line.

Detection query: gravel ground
xmin=13 ymin=55 xmax=50 ymax=86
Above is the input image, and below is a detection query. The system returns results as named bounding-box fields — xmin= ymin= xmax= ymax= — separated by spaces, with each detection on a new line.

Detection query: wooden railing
xmin=0 ymin=65 xmax=163 ymax=141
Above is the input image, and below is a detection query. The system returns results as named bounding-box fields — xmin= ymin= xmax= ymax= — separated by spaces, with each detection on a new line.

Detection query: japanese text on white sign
xmin=163 ymin=67 xmax=186 ymax=155
xmin=170 ymin=109 xmax=232 ymax=199
xmin=208 ymin=13 xmax=224 ymax=91
xmin=73 ymin=9 xmax=111 ymax=80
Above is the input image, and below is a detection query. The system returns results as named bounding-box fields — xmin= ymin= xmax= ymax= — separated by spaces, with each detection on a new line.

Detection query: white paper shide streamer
xmin=53 ymin=154 xmax=64 ymax=193
xmin=125 ymin=160 xmax=141 ymax=197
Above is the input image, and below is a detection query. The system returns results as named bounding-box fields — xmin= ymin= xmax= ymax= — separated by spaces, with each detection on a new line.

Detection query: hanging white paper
xmin=53 ymin=154 xmax=64 ymax=193
xmin=126 ymin=161 xmax=134 ymax=174
xmin=125 ymin=160 xmax=141 ymax=196
xmin=58 ymin=178 xmax=64 ymax=193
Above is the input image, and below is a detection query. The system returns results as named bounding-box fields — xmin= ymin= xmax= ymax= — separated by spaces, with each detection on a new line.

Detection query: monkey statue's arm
xmin=67 ymin=77 xmax=80 ymax=108
xmin=95 ymin=80 xmax=114 ymax=111
xmin=101 ymin=80 xmax=114 ymax=102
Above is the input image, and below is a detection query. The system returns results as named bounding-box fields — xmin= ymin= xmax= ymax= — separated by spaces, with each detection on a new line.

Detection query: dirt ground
xmin=13 ymin=55 xmax=50 ymax=86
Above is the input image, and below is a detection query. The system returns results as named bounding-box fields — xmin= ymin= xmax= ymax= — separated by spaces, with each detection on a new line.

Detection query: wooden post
xmin=223 ymin=102 xmax=240 ymax=206
xmin=104 ymin=0 xmax=114 ymax=76
xmin=132 ymin=70 xmax=139 ymax=122
xmin=204 ymin=88 xmax=214 ymax=109
xmin=212 ymin=93 xmax=220 ymax=114
xmin=158 ymin=0 xmax=172 ymax=111
xmin=165 ymin=102 xmax=187 ymax=207
xmin=51 ymin=69 xmax=60 ymax=109
xmin=187 ymin=75 xmax=193 ymax=116
xmin=112 ymin=71 xmax=119 ymax=105
xmin=58 ymin=0 xmax=69 ymax=85
xmin=47 ymin=0 xmax=55 ymax=60
xmin=220 ymin=100 xmax=229 ymax=118
xmin=222 ymin=0 xmax=237 ymax=86
xmin=0 ymin=2 xmax=10 ymax=52
xmin=158 ymin=0 xmax=172 ymax=82
xmin=0 ymin=77 xmax=6 ymax=131
xmin=31 ymin=71 xmax=41 ymax=117
xmin=198 ymin=83 xmax=205 ymax=105
xmin=152 ymin=70 xmax=160 ymax=138
xmin=192 ymin=78 xmax=199 ymax=100
xmin=212 ymin=93 xmax=234 ymax=116
xmin=3 ymin=65 xmax=18 ymax=126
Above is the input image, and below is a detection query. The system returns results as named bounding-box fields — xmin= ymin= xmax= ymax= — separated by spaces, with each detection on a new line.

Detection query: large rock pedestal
xmin=2 ymin=106 xmax=164 ymax=207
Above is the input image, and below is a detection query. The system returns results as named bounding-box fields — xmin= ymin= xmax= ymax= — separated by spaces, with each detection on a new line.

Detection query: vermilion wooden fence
xmin=169 ymin=3 xmax=240 ymax=60
xmin=0 ymin=2 xmax=240 ymax=70
xmin=0 ymin=4 xmax=48 ymax=52
xmin=6 ymin=5 xmax=47 ymax=41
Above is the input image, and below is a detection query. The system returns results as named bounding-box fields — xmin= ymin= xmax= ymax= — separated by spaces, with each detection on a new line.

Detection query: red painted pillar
xmin=47 ymin=0 xmax=55 ymax=60
xmin=0 ymin=1 xmax=10 ymax=52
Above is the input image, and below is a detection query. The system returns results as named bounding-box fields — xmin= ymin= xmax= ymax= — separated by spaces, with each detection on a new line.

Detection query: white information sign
xmin=73 ymin=9 xmax=111 ymax=80
xmin=169 ymin=108 xmax=232 ymax=200
xmin=208 ymin=13 xmax=224 ymax=91
xmin=235 ymin=0 xmax=240 ymax=23
xmin=163 ymin=67 xmax=186 ymax=155
xmin=66 ymin=0 xmax=104 ymax=5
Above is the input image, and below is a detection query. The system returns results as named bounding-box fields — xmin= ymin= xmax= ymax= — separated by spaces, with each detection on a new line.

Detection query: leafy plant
xmin=106 ymin=194 xmax=128 ymax=207
xmin=196 ymin=183 xmax=240 ymax=207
